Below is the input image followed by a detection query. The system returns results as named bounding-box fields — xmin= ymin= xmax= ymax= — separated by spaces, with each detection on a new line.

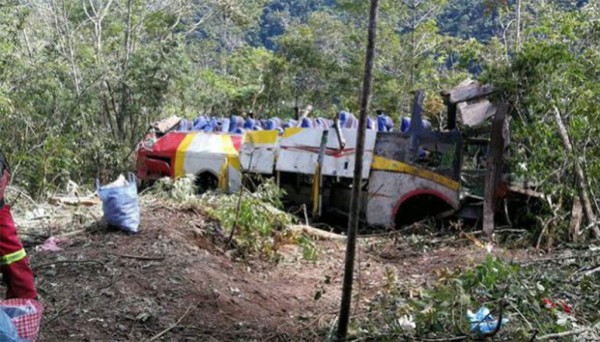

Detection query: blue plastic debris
xmin=97 ymin=173 xmax=140 ymax=234
xmin=467 ymin=307 xmax=508 ymax=335
xmin=0 ymin=308 xmax=21 ymax=342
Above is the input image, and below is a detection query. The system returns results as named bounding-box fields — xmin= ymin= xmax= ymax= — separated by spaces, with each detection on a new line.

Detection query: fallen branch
xmin=420 ymin=336 xmax=468 ymax=341
xmin=584 ymin=265 xmax=600 ymax=277
xmin=470 ymin=229 xmax=527 ymax=235
xmin=288 ymin=225 xmax=345 ymax=241
xmin=535 ymin=327 xmax=588 ymax=340
xmin=57 ymin=227 xmax=90 ymax=239
xmin=48 ymin=195 xmax=100 ymax=207
xmin=108 ymin=252 xmax=165 ymax=261
xmin=43 ymin=301 xmax=71 ymax=326
xmin=520 ymin=251 xmax=600 ymax=266
xmin=6 ymin=186 xmax=37 ymax=207
xmin=145 ymin=302 xmax=199 ymax=342
xmin=360 ymin=209 xmax=456 ymax=238
xmin=485 ymin=298 xmax=506 ymax=338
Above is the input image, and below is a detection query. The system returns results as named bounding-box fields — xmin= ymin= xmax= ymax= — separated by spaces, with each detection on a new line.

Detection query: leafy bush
xmin=201 ymin=179 xmax=298 ymax=260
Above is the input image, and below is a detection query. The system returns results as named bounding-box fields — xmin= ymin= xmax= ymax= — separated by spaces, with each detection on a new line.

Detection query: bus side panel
xmin=322 ymin=129 xmax=377 ymax=179
xmin=276 ymin=128 xmax=324 ymax=175
xmin=240 ymin=130 xmax=279 ymax=174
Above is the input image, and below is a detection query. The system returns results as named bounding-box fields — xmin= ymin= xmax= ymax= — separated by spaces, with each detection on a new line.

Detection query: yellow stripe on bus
xmin=174 ymin=133 xmax=197 ymax=178
xmin=221 ymin=134 xmax=239 ymax=156
xmin=282 ymin=127 xmax=303 ymax=138
xmin=371 ymin=156 xmax=460 ymax=191
xmin=227 ymin=156 xmax=241 ymax=171
xmin=243 ymin=130 xmax=278 ymax=145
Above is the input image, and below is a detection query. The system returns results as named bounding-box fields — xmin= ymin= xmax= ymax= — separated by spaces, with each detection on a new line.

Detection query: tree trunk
xmin=337 ymin=0 xmax=379 ymax=340
xmin=553 ymin=106 xmax=599 ymax=239
xmin=570 ymin=197 xmax=582 ymax=241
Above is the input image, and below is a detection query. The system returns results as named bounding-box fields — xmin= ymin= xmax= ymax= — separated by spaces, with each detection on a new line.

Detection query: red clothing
xmin=0 ymin=205 xmax=37 ymax=299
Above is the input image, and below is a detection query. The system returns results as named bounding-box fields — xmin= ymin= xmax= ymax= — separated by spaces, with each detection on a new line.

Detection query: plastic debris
xmin=102 ymin=174 xmax=128 ymax=189
xmin=0 ymin=309 xmax=20 ymax=342
xmin=467 ymin=306 xmax=508 ymax=335
xmin=97 ymin=173 xmax=140 ymax=234
xmin=542 ymin=298 xmax=575 ymax=326
xmin=397 ymin=314 xmax=416 ymax=330
xmin=35 ymin=236 xmax=67 ymax=252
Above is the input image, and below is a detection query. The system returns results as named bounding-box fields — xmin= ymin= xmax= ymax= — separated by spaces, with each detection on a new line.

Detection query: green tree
xmin=485 ymin=1 xmax=600 ymax=241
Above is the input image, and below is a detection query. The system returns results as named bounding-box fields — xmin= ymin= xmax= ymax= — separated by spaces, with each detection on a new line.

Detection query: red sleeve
xmin=0 ymin=206 xmax=37 ymax=299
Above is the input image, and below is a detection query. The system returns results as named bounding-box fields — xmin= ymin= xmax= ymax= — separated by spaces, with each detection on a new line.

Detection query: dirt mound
xmin=26 ymin=206 xmax=324 ymax=341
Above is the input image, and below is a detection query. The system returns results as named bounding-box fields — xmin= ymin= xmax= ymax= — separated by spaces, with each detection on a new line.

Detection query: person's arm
xmin=0 ymin=157 xmax=37 ymax=300
xmin=0 ymin=208 xmax=38 ymax=300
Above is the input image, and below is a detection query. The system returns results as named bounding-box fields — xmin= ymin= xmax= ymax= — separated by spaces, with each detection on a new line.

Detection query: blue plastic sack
xmin=97 ymin=173 xmax=140 ymax=234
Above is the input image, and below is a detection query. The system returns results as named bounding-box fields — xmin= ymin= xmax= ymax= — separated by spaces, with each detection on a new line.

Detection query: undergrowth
xmin=146 ymin=176 xmax=318 ymax=261
xmin=351 ymin=254 xmax=600 ymax=341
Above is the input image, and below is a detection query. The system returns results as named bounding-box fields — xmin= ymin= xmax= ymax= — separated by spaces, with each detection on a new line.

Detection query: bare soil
xmin=11 ymin=204 xmax=533 ymax=341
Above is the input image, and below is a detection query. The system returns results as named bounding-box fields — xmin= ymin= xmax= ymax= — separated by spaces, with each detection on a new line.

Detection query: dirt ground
xmin=11 ymin=204 xmax=534 ymax=341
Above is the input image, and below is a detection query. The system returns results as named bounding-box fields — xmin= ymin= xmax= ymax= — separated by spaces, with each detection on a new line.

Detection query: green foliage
xmin=144 ymin=177 xmax=321 ymax=261
xmin=354 ymin=255 xmax=599 ymax=340
xmin=0 ymin=0 xmax=272 ymax=196
xmin=483 ymin=1 xmax=600 ymax=240
xmin=202 ymin=179 xmax=296 ymax=260
xmin=150 ymin=175 xmax=198 ymax=201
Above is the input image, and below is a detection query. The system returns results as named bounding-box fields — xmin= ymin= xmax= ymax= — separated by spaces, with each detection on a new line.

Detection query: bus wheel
xmin=195 ymin=172 xmax=218 ymax=194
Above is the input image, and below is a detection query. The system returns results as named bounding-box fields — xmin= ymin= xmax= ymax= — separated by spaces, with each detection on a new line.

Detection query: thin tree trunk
xmin=553 ymin=106 xmax=599 ymax=239
xmin=569 ymin=197 xmax=582 ymax=241
xmin=118 ymin=0 xmax=133 ymax=142
xmin=337 ymin=0 xmax=379 ymax=340
xmin=516 ymin=0 xmax=522 ymax=52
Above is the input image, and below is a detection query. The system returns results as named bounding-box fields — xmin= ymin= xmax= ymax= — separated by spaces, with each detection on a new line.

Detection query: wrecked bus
xmin=136 ymin=82 xmax=504 ymax=229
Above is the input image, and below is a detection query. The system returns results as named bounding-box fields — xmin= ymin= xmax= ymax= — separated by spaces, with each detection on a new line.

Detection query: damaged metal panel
xmin=276 ymin=128 xmax=323 ymax=175
xmin=372 ymin=133 xmax=411 ymax=162
xmin=322 ymin=129 xmax=377 ymax=179
xmin=151 ymin=116 xmax=182 ymax=135
xmin=458 ymin=99 xmax=497 ymax=127
xmin=239 ymin=130 xmax=279 ymax=174
xmin=441 ymin=80 xmax=495 ymax=104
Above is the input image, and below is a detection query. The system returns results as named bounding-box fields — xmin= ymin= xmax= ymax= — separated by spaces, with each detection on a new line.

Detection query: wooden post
xmin=483 ymin=102 xmax=507 ymax=239
xmin=337 ymin=0 xmax=379 ymax=340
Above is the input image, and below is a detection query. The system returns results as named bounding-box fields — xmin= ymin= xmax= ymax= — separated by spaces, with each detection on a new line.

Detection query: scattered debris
xmin=467 ymin=306 xmax=508 ymax=335
xmin=34 ymin=236 xmax=69 ymax=253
